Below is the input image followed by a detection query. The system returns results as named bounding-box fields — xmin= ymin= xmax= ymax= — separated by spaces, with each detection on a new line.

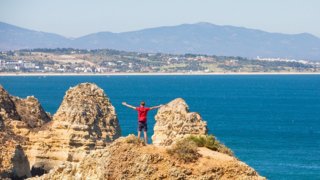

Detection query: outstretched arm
xmin=122 ymin=102 xmax=136 ymax=110
xmin=150 ymin=104 xmax=164 ymax=110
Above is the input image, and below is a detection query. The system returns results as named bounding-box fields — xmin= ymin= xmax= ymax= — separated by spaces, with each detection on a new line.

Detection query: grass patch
xmin=186 ymin=135 xmax=233 ymax=156
xmin=166 ymin=138 xmax=200 ymax=163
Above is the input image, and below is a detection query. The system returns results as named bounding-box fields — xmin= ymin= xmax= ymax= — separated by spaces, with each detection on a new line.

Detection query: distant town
xmin=0 ymin=48 xmax=319 ymax=74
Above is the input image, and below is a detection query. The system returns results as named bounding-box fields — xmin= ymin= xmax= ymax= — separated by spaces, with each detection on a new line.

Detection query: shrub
xmin=166 ymin=138 xmax=200 ymax=163
xmin=187 ymin=135 xmax=206 ymax=147
xmin=124 ymin=134 xmax=142 ymax=145
xmin=186 ymin=135 xmax=233 ymax=156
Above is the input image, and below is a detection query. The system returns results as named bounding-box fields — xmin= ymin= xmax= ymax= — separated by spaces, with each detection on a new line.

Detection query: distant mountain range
xmin=1 ymin=22 xmax=320 ymax=60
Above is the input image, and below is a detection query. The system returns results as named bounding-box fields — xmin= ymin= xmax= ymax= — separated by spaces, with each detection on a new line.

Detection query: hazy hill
xmin=1 ymin=22 xmax=320 ymax=60
xmin=0 ymin=22 xmax=70 ymax=50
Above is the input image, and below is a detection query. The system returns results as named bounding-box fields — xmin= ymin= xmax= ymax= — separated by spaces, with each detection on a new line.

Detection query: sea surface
xmin=0 ymin=75 xmax=319 ymax=179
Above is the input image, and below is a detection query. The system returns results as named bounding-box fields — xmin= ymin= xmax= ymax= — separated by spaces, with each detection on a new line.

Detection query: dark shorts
xmin=138 ymin=121 xmax=148 ymax=131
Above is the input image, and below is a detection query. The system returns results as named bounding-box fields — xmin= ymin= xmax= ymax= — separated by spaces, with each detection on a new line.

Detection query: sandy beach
xmin=1 ymin=72 xmax=320 ymax=76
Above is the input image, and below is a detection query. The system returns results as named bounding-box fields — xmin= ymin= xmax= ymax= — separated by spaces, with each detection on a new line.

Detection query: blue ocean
xmin=0 ymin=75 xmax=319 ymax=179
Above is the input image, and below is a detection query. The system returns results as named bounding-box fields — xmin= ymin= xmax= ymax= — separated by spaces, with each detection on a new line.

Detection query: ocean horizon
xmin=1 ymin=75 xmax=319 ymax=179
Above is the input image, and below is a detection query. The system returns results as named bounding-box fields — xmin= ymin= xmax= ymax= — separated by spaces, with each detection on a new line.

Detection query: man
xmin=122 ymin=101 xmax=162 ymax=144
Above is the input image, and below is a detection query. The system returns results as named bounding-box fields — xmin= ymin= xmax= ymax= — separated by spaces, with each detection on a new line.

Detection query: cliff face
xmin=26 ymin=83 xmax=121 ymax=171
xmin=0 ymin=85 xmax=50 ymax=128
xmin=0 ymin=123 xmax=29 ymax=179
xmin=0 ymin=86 xmax=41 ymax=179
xmin=33 ymin=98 xmax=265 ymax=180
xmin=0 ymin=83 xmax=121 ymax=178
xmin=0 ymin=143 xmax=31 ymax=179
xmin=152 ymin=98 xmax=207 ymax=146
xmin=0 ymin=85 xmax=22 ymax=121
xmin=11 ymin=96 xmax=51 ymax=128
xmin=53 ymin=83 xmax=120 ymax=141
xmin=1 ymin=83 xmax=265 ymax=180
xmin=31 ymin=135 xmax=265 ymax=180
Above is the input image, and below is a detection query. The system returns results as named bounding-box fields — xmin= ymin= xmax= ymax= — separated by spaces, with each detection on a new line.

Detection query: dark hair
xmin=140 ymin=101 xmax=145 ymax=106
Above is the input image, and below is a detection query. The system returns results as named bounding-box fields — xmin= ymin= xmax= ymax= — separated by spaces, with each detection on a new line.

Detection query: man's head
xmin=140 ymin=101 xmax=145 ymax=106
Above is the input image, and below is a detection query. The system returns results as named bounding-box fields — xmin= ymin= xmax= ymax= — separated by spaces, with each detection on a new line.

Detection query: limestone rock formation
xmin=0 ymin=85 xmax=21 ymax=121
xmin=152 ymin=98 xmax=207 ymax=146
xmin=31 ymin=135 xmax=265 ymax=180
xmin=0 ymin=85 xmax=51 ymax=128
xmin=53 ymin=83 xmax=120 ymax=140
xmin=0 ymin=83 xmax=121 ymax=178
xmin=0 ymin=121 xmax=30 ymax=179
xmin=0 ymin=85 xmax=50 ymax=179
xmin=11 ymin=96 xmax=51 ymax=128
xmin=1 ymin=84 xmax=266 ymax=179
xmin=0 ymin=144 xmax=31 ymax=179
xmin=25 ymin=83 xmax=121 ymax=171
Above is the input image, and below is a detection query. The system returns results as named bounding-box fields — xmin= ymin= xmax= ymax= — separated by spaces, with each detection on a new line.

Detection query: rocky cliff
xmin=0 ymin=83 xmax=265 ymax=180
xmin=25 ymin=83 xmax=121 ymax=172
xmin=0 ymin=85 xmax=47 ymax=179
xmin=0 ymin=85 xmax=50 ymax=128
xmin=0 ymin=85 xmax=21 ymax=121
xmin=11 ymin=96 xmax=51 ymax=128
xmin=53 ymin=83 xmax=120 ymax=141
xmin=31 ymin=135 xmax=265 ymax=180
xmin=0 ymin=83 xmax=121 ymax=179
xmin=152 ymin=98 xmax=207 ymax=146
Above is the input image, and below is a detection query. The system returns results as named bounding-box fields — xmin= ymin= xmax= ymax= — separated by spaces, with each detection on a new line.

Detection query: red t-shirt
xmin=136 ymin=106 xmax=150 ymax=122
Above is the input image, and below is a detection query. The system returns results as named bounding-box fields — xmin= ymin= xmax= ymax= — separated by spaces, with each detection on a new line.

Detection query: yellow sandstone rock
xmin=152 ymin=98 xmax=207 ymax=146
xmin=1 ymin=84 xmax=265 ymax=180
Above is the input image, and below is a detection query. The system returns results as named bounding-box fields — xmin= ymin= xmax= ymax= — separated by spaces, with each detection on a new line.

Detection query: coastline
xmin=1 ymin=72 xmax=320 ymax=76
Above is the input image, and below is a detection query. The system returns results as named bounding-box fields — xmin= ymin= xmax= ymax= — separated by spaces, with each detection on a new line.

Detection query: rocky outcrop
xmin=152 ymin=98 xmax=207 ymax=146
xmin=25 ymin=83 xmax=121 ymax=171
xmin=0 ymin=144 xmax=31 ymax=179
xmin=0 ymin=85 xmax=51 ymax=129
xmin=53 ymin=83 xmax=120 ymax=141
xmin=0 ymin=85 xmax=50 ymax=179
xmin=1 ymin=84 xmax=266 ymax=179
xmin=11 ymin=96 xmax=51 ymax=128
xmin=0 ymin=85 xmax=21 ymax=121
xmin=0 ymin=83 xmax=121 ymax=178
xmin=0 ymin=124 xmax=30 ymax=179
xmin=31 ymin=135 xmax=265 ymax=180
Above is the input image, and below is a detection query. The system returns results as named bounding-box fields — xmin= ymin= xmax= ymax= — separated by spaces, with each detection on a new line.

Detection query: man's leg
xmin=143 ymin=122 xmax=148 ymax=144
xmin=144 ymin=131 xmax=148 ymax=144
xmin=137 ymin=122 xmax=142 ymax=141
xmin=137 ymin=131 xmax=141 ymax=141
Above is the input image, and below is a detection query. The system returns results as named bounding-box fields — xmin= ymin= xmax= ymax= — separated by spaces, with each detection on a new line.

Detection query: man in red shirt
xmin=122 ymin=101 xmax=162 ymax=144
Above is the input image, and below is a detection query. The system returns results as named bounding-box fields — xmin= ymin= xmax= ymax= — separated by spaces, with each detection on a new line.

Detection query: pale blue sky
xmin=0 ymin=0 xmax=319 ymax=38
